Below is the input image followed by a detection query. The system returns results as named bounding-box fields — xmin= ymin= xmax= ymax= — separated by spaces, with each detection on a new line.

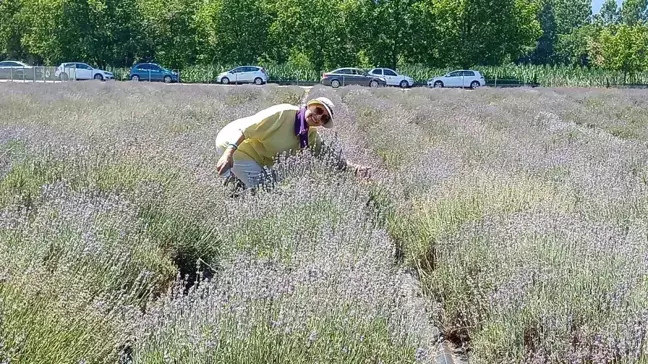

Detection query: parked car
xmin=129 ymin=63 xmax=179 ymax=83
xmin=55 ymin=62 xmax=114 ymax=81
xmin=0 ymin=60 xmax=42 ymax=80
xmin=217 ymin=66 xmax=268 ymax=85
xmin=427 ymin=70 xmax=485 ymax=89
xmin=320 ymin=68 xmax=386 ymax=88
xmin=368 ymin=67 xmax=414 ymax=88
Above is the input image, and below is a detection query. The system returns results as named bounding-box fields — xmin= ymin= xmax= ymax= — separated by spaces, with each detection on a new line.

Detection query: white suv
xmin=217 ymin=66 xmax=268 ymax=85
xmin=427 ymin=70 xmax=485 ymax=89
xmin=55 ymin=62 xmax=114 ymax=81
xmin=368 ymin=68 xmax=414 ymax=88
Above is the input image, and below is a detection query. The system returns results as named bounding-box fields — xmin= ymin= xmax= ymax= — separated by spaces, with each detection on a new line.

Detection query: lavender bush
xmin=0 ymin=82 xmax=439 ymax=364
xmin=132 ymin=168 xmax=437 ymax=363
xmin=331 ymin=86 xmax=648 ymax=363
xmin=2 ymin=81 xmax=647 ymax=363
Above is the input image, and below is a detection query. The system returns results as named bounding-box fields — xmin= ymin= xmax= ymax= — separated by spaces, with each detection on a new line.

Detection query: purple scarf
xmin=294 ymin=107 xmax=309 ymax=149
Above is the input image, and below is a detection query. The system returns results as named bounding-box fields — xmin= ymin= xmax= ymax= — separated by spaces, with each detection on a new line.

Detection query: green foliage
xmin=598 ymin=0 xmax=620 ymax=25
xmin=138 ymin=0 xmax=202 ymax=69
xmin=0 ymin=0 xmax=23 ymax=59
xmin=1 ymin=0 xmax=648 ymax=76
xmin=268 ymin=0 xmax=363 ymax=72
xmin=592 ymin=24 xmax=648 ymax=76
xmin=528 ymin=0 xmax=559 ymax=64
xmin=552 ymin=0 xmax=591 ymax=35
xmin=424 ymin=0 xmax=542 ymax=67
xmin=620 ymin=0 xmax=648 ymax=25
xmin=529 ymin=0 xmax=593 ymax=65
xmin=196 ymin=0 xmax=271 ymax=64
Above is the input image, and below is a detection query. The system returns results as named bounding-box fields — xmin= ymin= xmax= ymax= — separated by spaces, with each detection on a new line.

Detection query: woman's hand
xmin=347 ymin=161 xmax=372 ymax=179
xmin=355 ymin=165 xmax=372 ymax=178
xmin=216 ymin=148 xmax=235 ymax=175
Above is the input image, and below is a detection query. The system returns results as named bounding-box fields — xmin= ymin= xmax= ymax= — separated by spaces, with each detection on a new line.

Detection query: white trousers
xmin=216 ymin=146 xmax=269 ymax=188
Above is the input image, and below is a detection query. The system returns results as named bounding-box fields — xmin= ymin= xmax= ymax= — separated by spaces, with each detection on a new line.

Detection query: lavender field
xmin=0 ymin=82 xmax=647 ymax=364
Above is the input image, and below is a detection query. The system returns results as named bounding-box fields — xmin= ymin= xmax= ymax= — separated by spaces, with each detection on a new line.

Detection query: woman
xmin=215 ymin=96 xmax=369 ymax=190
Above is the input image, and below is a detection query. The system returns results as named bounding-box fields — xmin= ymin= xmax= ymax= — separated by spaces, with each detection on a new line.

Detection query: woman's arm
xmin=216 ymin=130 xmax=247 ymax=175
xmin=311 ymin=137 xmax=371 ymax=178
xmin=225 ymin=130 xmax=246 ymax=152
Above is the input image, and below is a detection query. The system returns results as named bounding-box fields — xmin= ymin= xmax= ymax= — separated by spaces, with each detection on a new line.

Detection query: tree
xmin=550 ymin=0 xmax=592 ymax=64
xmin=197 ymin=0 xmax=271 ymax=65
xmin=18 ymin=0 xmax=65 ymax=64
xmin=95 ymin=0 xmax=146 ymax=67
xmin=599 ymin=0 xmax=619 ymax=25
xmin=431 ymin=0 xmax=542 ymax=67
xmin=268 ymin=0 xmax=362 ymax=72
xmin=404 ymin=0 xmax=441 ymax=66
xmin=552 ymin=0 xmax=591 ymax=35
xmin=527 ymin=0 xmax=558 ymax=64
xmin=555 ymin=23 xmax=601 ymax=66
xmin=138 ymin=0 xmax=202 ymax=69
xmin=0 ymin=0 xmax=25 ymax=60
xmin=15 ymin=0 xmax=145 ymax=67
xmin=619 ymin=0 xmax=648 ymax=25
xmin=591 ymin=24 xmax=648 ymax=82
xmin=358 ymin=0 xmax=417 ymax=69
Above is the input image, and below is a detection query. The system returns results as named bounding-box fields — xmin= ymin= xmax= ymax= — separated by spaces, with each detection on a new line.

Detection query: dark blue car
xmin=129 ymin=63 xmax=179 ymax=83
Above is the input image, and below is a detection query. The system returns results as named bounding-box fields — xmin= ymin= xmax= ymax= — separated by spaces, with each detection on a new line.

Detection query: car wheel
xmin=164 ymin=75 xmax=172 ymax=83
xmin=59 ymin=73 xmax=69 ymax=81
xmin=94 ymin=74 xmax=104 ymax=81
xmin=399 ymin=80 xmax=409 ymax=88
xmin=369 ymin=80 xmax=378 ymax=88
xmin=221 ymin=77 xmax=230 ymax=85
xmin=331 ymin=79 xmax=340 ymax=88
xmin=434 ymin=81 xmax=444 ymax=88
xmin=470 ymin=81 xmax=480 ymax=89
xmin=131 ymin=75 xmax=140 ymax=82
xmin=254 ymin=77 xmax=263 ymax=85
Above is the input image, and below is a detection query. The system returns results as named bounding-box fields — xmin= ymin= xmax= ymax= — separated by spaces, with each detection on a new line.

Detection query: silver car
xmin=0 ymin=60 xmax=41 ymax=80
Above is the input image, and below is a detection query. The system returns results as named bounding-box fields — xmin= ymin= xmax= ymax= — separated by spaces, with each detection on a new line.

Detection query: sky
xmin=592 ymin=0 xmax=624 ymax=14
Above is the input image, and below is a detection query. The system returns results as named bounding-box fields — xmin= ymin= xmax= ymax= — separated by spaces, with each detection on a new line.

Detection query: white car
xmin=427 ymin=70 xmax=485 ymax=89
xmin=368 ymin=67 xmax=414 ymax=88
xmin=0 ymin=60 xmax=38 ymax=79
xmin=217 ymin=66 xmax=268 ymax=85
xmin=55 ymin=62 xmax=114 ymax=81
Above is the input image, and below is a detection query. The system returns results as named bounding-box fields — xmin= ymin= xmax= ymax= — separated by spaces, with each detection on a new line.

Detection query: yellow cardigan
xmin=216 ymin=104 xmax=323 ymax=167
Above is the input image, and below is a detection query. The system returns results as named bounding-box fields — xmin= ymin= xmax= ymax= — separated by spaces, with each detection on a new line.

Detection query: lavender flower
xmin=4 ymin=81 xmax=648 ymax=364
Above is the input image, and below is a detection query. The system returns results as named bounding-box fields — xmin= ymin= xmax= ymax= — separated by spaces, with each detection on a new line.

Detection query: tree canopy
xmin=0 ymin=0 xmax=646 ymax=74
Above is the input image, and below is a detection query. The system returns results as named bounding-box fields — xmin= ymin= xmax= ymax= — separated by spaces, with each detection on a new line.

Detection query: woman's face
xmin=305 ymin=104 xmax=331 ymax=127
